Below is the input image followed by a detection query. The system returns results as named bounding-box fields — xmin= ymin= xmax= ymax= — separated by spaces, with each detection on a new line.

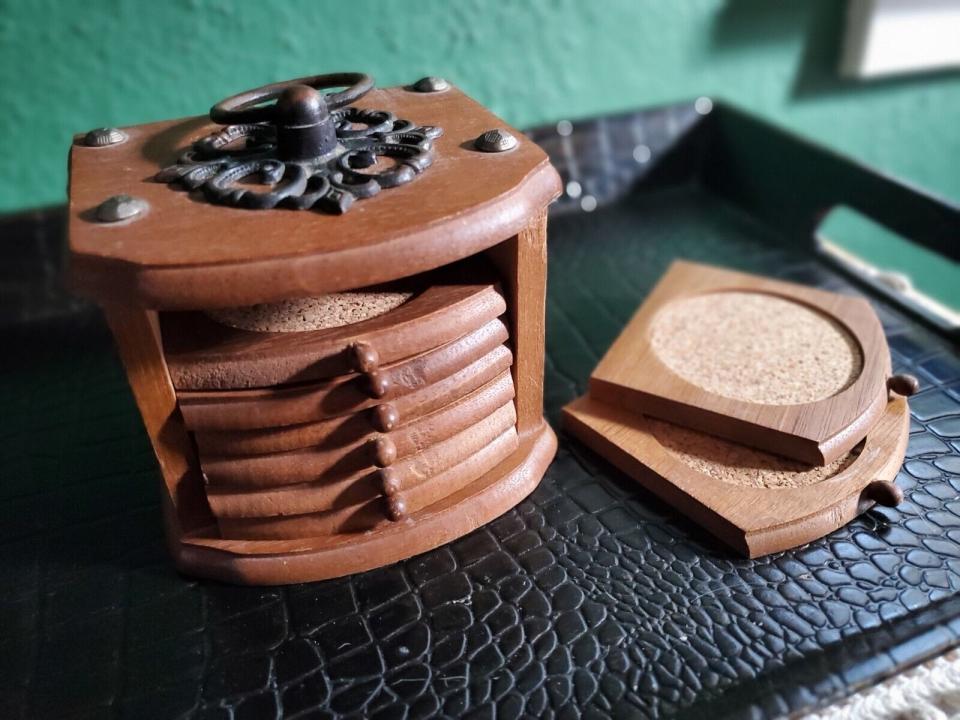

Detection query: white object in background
xmin=801 ymin=650 xmax=960 ymax=720
xmin=841 ymin=0 xmax=960 ymax=78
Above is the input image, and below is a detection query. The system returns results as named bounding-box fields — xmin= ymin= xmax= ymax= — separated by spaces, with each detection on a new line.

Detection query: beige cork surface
xmin=648 ymin=417 xmax=860 ymax=488
xmin=206 ymin=288 xmax=414 ymax=333
xmin=649 ymin=291 xmax=864 ymax=405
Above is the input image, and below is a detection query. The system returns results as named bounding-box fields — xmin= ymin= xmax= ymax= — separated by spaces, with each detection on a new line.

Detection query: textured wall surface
xmin=1 ymin=0 xmax=959 ymax=214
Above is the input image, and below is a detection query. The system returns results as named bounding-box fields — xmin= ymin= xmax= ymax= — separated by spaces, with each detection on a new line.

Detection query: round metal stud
xmin=474 ymin=128 xmax=518 ymax=153
xmin=82 ymin=127 xmax=128 ymax=147
xmin=694 ymin=96 xmax=714 ymax=115
xmin=411 ymin=76 xmax=450 ymax=93
xmin=95 ymin=194 xmax=148 ymax=223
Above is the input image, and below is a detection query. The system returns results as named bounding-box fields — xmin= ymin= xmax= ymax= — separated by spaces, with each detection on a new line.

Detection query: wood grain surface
xmin=72 ymin=86 xmax=561 ymax=582
xmin=206 ymin=401 xmax=517 ymax=518
xmin=217 ymin=427 xmax=520 ymax=541
xmin=67 ymin=85 xmax=562 ymax=309
xmin=176 ymin=422 xmax=555 ymax=583
xmin=486 ymin=208 xmax=549 ymax=441
xmin=590 ymin=261 xmax=892 ymax=465
xmin=563 ymin=394 xmax=909 ymax=557
xmin=163 ymin=261 xmax=506 ymax=389
xmin=199 ymin=370 xmax=515 ymax=488
xmin=101 ymin=306 xmax=215 ymax=539
xmin=181 ymin=320 xmax=511 ymax=432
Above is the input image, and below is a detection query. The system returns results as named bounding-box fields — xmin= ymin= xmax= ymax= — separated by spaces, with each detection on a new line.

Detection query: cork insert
xmin=206 ymin=285 xmax=415 ymax=333
xmin=647 ymin=417 xmax=860 ymax=489
xmin=649 ymin=291 xmax=863 ymax=405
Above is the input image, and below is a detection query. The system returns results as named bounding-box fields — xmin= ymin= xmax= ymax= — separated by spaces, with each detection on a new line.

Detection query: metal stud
xmin=474 ymin=128 xmax=518 ymax=153
xmin=95 ymin=194 xmax=148 ymax=223
xmin=411 ymin=76 xmax=450 ymax=93
xmin=82 ymin=127 xmax=128 ymax=147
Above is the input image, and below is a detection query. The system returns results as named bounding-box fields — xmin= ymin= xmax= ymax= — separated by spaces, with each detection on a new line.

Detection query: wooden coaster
xmin=162 ymin=258 xmax=507 ymax=390
xmin=206 ymin=288 xmax=414 ymax=333
xmin=563 ymin=395 xmax=909 ymax=557
xmin=649 ymin=291 xmax=863 ymax=405
xmin=646 ymin=418 xmax=860 ymax=489
xmin=590 ymin=261 xmax=897 ymax=465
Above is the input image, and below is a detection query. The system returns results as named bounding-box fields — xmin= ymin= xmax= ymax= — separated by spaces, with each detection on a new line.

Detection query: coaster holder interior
xmin=67 ymin=73 xmax=561 ymax=584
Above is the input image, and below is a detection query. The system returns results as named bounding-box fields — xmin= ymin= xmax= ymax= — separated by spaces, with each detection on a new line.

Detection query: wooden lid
xmin=67 ymin=84 xmax=560 ymax=309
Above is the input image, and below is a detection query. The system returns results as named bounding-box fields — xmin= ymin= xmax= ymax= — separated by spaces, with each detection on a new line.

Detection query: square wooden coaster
xmin=589 ymin=261 xmax=894 ymax=465
xmin=563 ymin=395 xmax=908 ymax=557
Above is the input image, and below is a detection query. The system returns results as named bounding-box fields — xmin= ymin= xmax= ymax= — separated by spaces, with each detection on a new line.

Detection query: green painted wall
xmin=2 ymin=0 xmax=959 ymax=216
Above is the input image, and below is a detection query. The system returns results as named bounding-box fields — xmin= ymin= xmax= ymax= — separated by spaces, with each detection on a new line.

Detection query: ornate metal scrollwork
xmin=155 ymin=73 xmax=442 ymax=215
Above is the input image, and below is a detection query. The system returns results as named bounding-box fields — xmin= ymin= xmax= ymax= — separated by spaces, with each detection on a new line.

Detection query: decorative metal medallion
xmin=156 ymin=73 xmax=442 ymax=215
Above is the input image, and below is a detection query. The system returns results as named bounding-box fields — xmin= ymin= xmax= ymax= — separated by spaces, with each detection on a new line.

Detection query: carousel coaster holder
xmin=67 ymin=73 xmax=561 ymax=584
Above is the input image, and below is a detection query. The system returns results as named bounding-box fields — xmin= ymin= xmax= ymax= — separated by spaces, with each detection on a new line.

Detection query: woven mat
xmin=802 ymin=651 xmax=960 ymax=719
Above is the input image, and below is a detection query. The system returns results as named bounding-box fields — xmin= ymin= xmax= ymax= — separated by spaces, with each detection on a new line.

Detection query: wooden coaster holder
xmin=67 ymin=73 xmax=561 ymax=584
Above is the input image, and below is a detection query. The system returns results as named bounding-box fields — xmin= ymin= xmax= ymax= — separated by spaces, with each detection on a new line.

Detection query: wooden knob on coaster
xmin=386 ymin=495 xmax=407 ymax=521
xmin=371 ymin=436 xmax=397 ymax=467
xmin=366 ymin=371 xmax=391 ymax=398
xmin=350 ymin=342 xmax=380 ymax=374
xmin=371 ymin=403 xmax=400 ymax=432
xmin=864 ymin=480 xmax=904 ymax=507
xmin=379 ymin=467 xmax=401 ymax=496
xmin=887 ymin=374 xmax=919 ymax=397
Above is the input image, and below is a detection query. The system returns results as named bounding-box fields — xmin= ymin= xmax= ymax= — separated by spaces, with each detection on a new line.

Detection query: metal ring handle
xmin=210 ymin=72 xmax=374 ymax=125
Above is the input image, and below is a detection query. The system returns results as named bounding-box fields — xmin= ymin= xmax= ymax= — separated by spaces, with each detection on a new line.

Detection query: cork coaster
xmin=648 ymin=417 xmax=860 ymax=489
xmin=649 ymin=291 xmax=863 ymax=405
xmin=207 ymin=287 xmax=414 ymax=333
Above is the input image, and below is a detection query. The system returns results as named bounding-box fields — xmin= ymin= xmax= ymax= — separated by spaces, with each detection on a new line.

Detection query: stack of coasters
xmin=563 ymin=261 xmax=918 ymax=557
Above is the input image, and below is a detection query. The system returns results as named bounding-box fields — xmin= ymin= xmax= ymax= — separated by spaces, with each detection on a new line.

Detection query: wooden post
xmin=487 ymin=209 xmax=549 ymax=440
xmin=102 ymin=305 xmax=214 ymax=541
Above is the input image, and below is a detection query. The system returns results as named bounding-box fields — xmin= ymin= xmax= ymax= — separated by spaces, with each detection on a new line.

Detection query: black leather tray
xmin=2 ymin=101 xmax=959 ymax=719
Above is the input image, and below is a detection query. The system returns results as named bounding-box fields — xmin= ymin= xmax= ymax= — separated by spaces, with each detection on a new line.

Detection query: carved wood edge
xmin=171 ymin=422 xmax=556 ymax=584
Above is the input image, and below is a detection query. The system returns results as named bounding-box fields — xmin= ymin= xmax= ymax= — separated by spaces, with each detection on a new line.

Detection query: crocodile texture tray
xmin=2 ymin=101 xmax=959 ymax=719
